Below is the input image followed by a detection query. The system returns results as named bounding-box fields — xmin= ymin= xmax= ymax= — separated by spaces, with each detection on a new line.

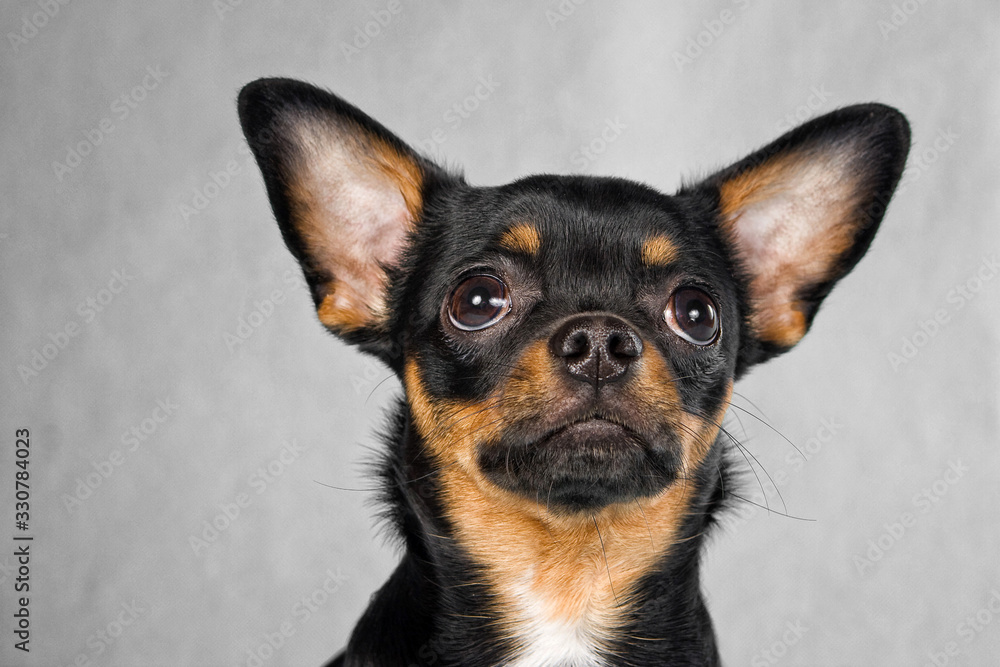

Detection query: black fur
xmin=238 ymin=78 xmax=909 ymax=666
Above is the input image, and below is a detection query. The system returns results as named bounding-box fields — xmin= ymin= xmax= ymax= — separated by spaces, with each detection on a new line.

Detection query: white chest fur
xmin=504 ymin=580 xmax=610 ymax=667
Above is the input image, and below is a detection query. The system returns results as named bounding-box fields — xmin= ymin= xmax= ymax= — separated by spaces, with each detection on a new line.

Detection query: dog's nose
xmin=550 ymin=314 xmax=643 ymax=387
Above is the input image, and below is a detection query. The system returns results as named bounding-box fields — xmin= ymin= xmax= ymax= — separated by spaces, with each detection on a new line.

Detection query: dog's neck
xmin=343 ymin=406 xmax=726 ymax=666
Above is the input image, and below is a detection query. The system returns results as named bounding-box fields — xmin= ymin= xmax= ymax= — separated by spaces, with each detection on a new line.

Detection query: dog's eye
xmin=448 ymin=275 xmax=511 ymax=331
xmin=665 ymin=287 xmax=719 ymax=345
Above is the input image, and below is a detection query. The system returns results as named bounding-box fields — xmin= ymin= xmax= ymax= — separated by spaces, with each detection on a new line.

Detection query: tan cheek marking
xmin=499 ymin=339 xmax=561 ymax=419
xmin=498 ymin=223 xmax=542 ymax=256
xmin=626 ymin=351 xmax=729 ymax=475
xmin=641 ymin=234 xmax=680 ymax=266
xmin=403 ymin=360 xmax=504 ymax=473
xmin=678 ymin=380 xmax=734 ymax=472
xmin=719 ymin=153 xmax=860 ymax=347
xmin=404 ymin=342 xmax=559 ymax=530
xmin=624 ymin=348 xmax=683 ymax=425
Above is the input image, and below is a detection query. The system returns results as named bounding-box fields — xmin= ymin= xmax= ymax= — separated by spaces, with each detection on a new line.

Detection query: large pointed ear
xmin=238 ymin=78 xmax=446 ymax=350
xmin=696 ymin=104 xmax=909 ymax=364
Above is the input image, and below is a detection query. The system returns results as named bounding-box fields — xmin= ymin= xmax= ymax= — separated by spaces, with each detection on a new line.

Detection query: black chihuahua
xmin=239 ymin=78 xmax=908 ymax=666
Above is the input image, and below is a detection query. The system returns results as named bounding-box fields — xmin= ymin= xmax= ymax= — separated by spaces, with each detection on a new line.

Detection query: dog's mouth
xmin=536 ymin=417 xmax=645 ymax=452
xmin=476 ymin=413 xmax=681 ymax=513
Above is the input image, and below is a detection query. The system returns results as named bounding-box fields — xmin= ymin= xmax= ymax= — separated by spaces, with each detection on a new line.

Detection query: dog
xmin=238 ymin=78 xmax=909 ymax=666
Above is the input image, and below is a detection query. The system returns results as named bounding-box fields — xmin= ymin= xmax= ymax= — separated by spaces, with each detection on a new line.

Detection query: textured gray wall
xmin=1 ymin=2 xmax=998 ymax=665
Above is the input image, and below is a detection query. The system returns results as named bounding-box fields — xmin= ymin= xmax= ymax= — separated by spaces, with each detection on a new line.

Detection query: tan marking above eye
xmin=641 ymin=234 xmax=680 ymax=266
xmin=498 ymin=223 xmax=542 ymax=256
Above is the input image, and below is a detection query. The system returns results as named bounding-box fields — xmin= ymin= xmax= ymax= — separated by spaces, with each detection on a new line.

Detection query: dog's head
xmin=239 ymin=79 xmax=908 ymax=521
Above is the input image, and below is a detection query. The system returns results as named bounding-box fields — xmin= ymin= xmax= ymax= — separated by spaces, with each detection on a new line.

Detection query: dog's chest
xmin=503 ymin=578 xmax=610 ymax=667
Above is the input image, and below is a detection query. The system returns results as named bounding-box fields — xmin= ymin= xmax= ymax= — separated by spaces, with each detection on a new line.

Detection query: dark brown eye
xmin=448 ymin=275 xmax=511 ymax=331
xmin=665 ymin=286 xmax=719 ymax=345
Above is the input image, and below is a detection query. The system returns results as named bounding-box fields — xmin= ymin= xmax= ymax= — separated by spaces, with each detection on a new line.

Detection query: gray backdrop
xmin=2 ymin=2 xmax=998 ymax=665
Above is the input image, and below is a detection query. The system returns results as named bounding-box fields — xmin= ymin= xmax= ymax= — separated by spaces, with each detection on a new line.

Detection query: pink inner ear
xmin=720 ymin=156 xmax=861 ymax=347
xmin=289 ymin=116 xmax=422 ymax=332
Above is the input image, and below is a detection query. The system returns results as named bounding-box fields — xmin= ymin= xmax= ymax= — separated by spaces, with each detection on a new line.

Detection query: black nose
xmin=549 ymin=314 xmax=643 ymax=388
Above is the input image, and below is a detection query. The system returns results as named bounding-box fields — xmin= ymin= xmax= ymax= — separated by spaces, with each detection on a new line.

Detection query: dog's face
xmin=239 ymin=79 xmax=908 ymax=530
xmin=398 ymin=177 xmax=740 ymax=513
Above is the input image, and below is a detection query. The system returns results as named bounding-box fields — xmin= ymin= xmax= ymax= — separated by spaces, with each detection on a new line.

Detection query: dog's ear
xmin=693 ymin=104 xmax=909 ymax=367
xmin=238 ymin=78 xmax=445 ymax=351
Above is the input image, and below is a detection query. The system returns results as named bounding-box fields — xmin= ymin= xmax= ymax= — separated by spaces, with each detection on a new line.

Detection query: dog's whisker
xmin=686 ymin=403 xmax=790 ymax=516
xmin=364 ymin=372 xmax=399 ymax=405
xmin=730 ymin=390 xmax=770 ymax=421
xmin=724 ymin=406 xmax=750 ymax=444
xmin=726 ymin=403 xmax=805 ymax=461
xmin=725 ymin=491 xmax=815 ymax=522
xmin=313 ymin=479 xmax=381 ymax=493
xmin=721 ymin=424 xmax=788 ymax=516
xmin=634 ymin=498 xmax=655 ymax=550
xmin=592 ymin=515 xmax=620 ymax=608
xmin=688 ymin=417 xmax=769 ymax=514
